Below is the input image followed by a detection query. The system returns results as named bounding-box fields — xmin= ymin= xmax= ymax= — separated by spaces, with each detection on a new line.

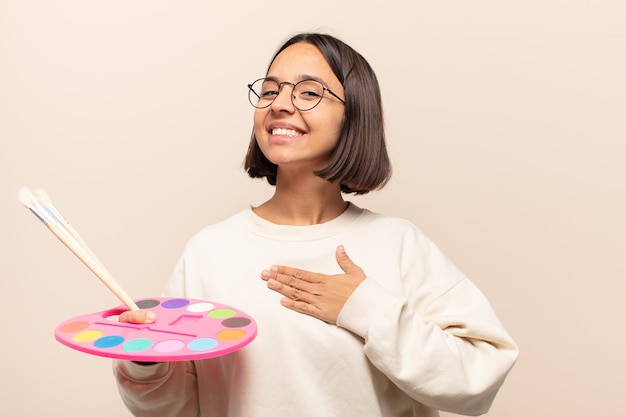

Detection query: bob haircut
xmin=244 ymin=33 xmax=392 ymax=195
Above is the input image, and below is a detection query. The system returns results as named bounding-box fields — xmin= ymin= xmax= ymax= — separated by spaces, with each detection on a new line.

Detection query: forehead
xmin=267 ymin=43 xmax=341 ymax=89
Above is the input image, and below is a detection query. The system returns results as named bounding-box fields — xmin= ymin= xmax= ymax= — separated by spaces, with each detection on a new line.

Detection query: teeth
xmin=272 ymin=128 xmax=302 ymax=137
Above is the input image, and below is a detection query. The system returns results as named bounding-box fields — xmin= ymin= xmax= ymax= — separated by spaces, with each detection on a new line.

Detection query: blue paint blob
xmin=94 ymin=335 xmax=125 ymax=348
xmin=187 ymin=338 xmax=219 ymax=351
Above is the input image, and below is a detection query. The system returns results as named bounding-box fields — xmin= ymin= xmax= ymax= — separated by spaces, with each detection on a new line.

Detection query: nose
xmin=270 ymin=83 xmax=296 ymax=112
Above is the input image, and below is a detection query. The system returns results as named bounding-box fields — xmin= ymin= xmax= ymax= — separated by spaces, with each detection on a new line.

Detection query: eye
xmin=256 ymin=79 xmax=280 ymax=99
xmin=295 ymin=80 xmax=324 ymax=101
xmin=300 ymin=90 xmax=322 ymax=98
xmin=260 ymin=89 xmax=279 ymax=98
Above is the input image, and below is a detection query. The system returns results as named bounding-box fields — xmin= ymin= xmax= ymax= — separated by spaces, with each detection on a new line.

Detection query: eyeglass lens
xmin=248 ymin=79 xmax=326 ymax=111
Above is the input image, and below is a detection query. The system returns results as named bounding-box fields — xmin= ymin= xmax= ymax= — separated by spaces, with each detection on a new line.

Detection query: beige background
xmin=1 ymin=1 xmax=624 ymax=416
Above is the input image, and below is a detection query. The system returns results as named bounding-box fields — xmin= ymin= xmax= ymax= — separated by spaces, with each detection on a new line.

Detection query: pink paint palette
xmin=55 ymin=297 xmax=257 ymax=361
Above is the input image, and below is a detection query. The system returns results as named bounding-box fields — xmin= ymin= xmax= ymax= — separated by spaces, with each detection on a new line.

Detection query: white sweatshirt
xmin=114 ymin=203 xmax=518 ymax=417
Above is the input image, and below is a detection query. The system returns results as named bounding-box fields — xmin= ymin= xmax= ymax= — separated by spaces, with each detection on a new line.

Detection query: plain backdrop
xmin=1 ymin=1 xmax=624 ymax=416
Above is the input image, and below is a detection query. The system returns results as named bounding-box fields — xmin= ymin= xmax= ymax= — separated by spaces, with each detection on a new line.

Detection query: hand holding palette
xmin=55 ymin=297 xmax=257 ymax=361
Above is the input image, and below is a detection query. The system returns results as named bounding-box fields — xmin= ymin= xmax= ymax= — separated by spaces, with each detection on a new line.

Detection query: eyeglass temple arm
xmin=325 ymin=88 xmax=345 ymax=104
xmin=248 ymin=84 xmax=261 ymax=99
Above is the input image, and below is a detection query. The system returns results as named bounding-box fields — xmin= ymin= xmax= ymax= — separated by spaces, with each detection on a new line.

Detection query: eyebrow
xmin=265 ymin=74 xmax=329 ymax=86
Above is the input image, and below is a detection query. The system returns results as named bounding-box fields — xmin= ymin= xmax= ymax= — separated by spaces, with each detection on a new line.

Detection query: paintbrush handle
xmin=48 ymin=223 xmax=139 ymax=311
xmin=64 ymin=223 xmax=107 ymax=269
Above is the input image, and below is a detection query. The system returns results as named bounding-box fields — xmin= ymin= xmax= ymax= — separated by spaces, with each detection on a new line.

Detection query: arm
xmin=113 ymin=258 xmax=201 ymax=417
xmin=338 ymin=276 xmax=518 ymax=415
xmin=114 ymin=361 xmax=199 ymax=417
xmin=262 ymin=240 xmax=518 ymax=415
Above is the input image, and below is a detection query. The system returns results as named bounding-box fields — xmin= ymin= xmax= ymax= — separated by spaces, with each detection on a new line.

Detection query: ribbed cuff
xmin=336 ymin=277 xmax=399 ymax=339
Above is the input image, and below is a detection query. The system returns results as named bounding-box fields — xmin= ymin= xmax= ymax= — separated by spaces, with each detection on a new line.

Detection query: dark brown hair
xmin=244 ymin=33 xmax=391 ymax=194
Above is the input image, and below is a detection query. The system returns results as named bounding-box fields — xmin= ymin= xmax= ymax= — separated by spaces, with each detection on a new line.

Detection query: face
xmin=253 ymin=43 xmax=346 ymax=174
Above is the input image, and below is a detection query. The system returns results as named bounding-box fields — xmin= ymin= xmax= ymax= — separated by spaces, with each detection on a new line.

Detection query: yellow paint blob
xmin=72 ymin=330 xmax=103 ymax=342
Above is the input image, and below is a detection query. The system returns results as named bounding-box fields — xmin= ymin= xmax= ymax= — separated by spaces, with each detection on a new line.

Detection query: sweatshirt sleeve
xmin=113 ymin=256 xmax=201 ymax=417
xmin=113 ymin=361 xmax=199 ymax=417
xmin=336 ymin=231 xmax=518 ymax=416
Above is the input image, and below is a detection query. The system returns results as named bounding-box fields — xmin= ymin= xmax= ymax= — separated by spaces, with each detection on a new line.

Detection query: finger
xmin=271 ymin=265 xmax=322 ymax=284
xmin=273 ymin=265 xmax=304 ymax=279
xmin=268 ymin=278 xmax=314 ymax=302
xmin=336 ymin=245 xmax=367 ymax=282
xmin=119 ymin=310 xmax=156 ymax=324
xmin=280 ymin=297 xmax=333 ymax=323
xmin=262 ymin=269 xmax=301 ymax=288
xmin=335 ymin=245 xmax=358 ymax=274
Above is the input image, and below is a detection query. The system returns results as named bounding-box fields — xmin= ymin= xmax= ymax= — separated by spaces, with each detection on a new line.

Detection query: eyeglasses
xmin=247 ymin=78 xmax=346 ymax=111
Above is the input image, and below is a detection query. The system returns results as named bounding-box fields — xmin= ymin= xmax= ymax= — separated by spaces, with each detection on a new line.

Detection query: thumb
xmin=119 ymin=309 xmax=156 ymax=324
xmin=335 ymin=245 xmax=362 ymax=275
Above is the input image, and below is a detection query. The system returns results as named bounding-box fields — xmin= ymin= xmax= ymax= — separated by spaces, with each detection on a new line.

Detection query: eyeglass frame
xmin=247 ymin=77 xmax=346 ymax=111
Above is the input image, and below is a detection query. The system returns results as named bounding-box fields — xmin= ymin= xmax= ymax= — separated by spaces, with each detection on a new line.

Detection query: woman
xmin=115 ymin=32 xmax=518 ymax=417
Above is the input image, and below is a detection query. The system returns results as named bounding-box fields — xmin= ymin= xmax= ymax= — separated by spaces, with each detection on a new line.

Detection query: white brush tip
xmin=34 ymin=189 xmax=52 ymax=205
xmin=17 ymin=187 xmax=37 ymax=208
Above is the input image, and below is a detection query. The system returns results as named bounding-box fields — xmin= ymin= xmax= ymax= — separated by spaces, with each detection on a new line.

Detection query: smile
xmin=271 ymin=128 xmax=303 ymax=138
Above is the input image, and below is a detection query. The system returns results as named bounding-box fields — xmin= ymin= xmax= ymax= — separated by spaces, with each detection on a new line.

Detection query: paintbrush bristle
xmin=35 ymin=189 xmax=52 ymax=206
xmin=18 ymin=186 xmax=53 ymax=224
xmin=34 ymin=188 xmax=67 ymax=223
xmin=17 ymin=187 xmax=37 ymax=208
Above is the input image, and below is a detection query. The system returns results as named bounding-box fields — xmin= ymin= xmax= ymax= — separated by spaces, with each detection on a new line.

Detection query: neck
xmin=253 ymin=173 xmax=347 ymax=226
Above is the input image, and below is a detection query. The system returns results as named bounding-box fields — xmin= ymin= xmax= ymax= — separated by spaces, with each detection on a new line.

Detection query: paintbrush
xmin=18 ymin=187 xmax=139 ymax=311
xmin=34 ymin=188 xmax=107 ymax=268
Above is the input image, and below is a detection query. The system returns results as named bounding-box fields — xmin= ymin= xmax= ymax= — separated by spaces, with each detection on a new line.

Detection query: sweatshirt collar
xmin=238 ymin=202 xmax=364 ymax=241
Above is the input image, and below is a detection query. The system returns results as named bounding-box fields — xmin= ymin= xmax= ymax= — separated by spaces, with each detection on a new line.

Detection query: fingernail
xmin=261 ymin=270 xmax=270 ymax=278
xmin=146 ymin=312 xmax=156 ymax=322
xmin=270 ymin=265 xmax=278 ymax=271
xmin=338 ymin=245 xmax=345 ymax=253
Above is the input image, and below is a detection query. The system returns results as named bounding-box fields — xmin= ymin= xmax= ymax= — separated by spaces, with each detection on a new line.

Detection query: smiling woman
xmin=245 ymin=33 xmax=390 ymax=195
xmin=249 ymin=42 xmax=348 ymax=199
xmin=113 ymin=32 xmax=517 ymax=417
xmin=5 ymin=2 xmax=625 ymax=416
